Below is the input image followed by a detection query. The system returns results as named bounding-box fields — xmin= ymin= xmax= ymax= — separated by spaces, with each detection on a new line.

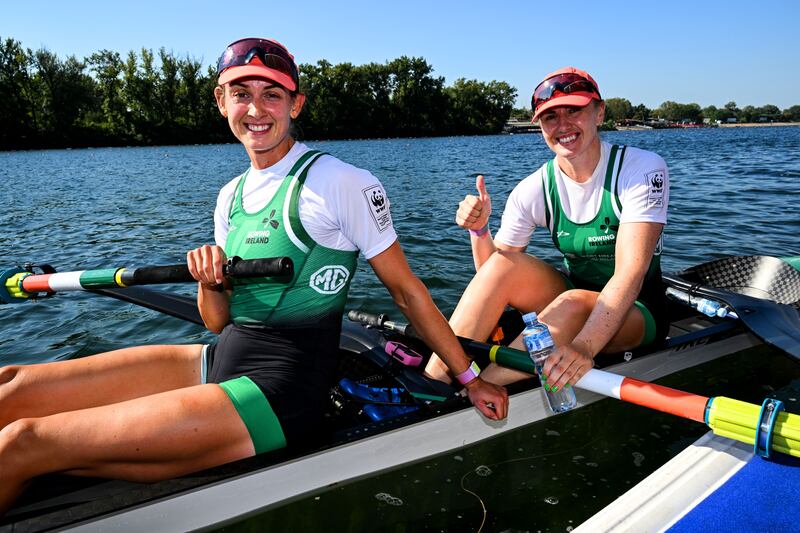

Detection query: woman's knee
xmin=0 ymin=417 xmax=38 ymax=473
xmin=0 ymin=365 xmax=22 ymax=402
xmin=544 ymin=289 xmax=596 ymax=319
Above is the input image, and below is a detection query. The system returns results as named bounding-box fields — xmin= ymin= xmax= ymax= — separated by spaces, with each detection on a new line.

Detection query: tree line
xmin=515 ymin=98 xmax=800 ymax=126
xmin=0 ymin=37 xmax=517 ymax=150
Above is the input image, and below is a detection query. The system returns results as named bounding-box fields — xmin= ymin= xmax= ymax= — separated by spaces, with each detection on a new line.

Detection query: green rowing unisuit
xmin=225 ymin=150 xmax=358 ymax=327
xmin=543 ymin=144 xmax=661 ymax=288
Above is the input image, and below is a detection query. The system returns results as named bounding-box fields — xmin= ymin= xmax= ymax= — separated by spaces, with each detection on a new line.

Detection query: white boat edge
xmin=573 ymin=431 xmax=752 ymax=533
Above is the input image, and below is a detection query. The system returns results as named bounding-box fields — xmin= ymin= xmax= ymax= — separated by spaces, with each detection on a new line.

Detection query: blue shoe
xmin=338 ymin=378 xmax=405 ymax=403
xmin=363 ymin=404 xmax=419 ymax=421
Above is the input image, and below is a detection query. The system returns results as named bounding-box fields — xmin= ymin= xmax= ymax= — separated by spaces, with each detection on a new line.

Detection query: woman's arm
xmin=368 ymin=241 xmax=509 ymax=420
xmin=543 ymin=222 xmax=664 ymax=388
xmin=187 ymin=244 xmax=231 ymax=333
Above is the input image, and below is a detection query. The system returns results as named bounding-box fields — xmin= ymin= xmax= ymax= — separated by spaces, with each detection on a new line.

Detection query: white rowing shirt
xmin=214 ymin=142 xmax=397 ymax=260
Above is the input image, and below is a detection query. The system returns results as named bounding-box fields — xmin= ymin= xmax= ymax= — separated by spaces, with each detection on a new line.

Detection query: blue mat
xmin=668 ymin=453 xmax=800 ymax=532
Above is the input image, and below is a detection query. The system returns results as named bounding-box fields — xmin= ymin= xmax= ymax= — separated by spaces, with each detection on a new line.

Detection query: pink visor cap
xmin=531 ymin=66 xmax=601 ymax=121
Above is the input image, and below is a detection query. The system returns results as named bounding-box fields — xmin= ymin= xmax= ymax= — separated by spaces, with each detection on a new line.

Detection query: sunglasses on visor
xmin=216 ymin=38 xmax=299 ymax=87
xmin=532 ymin=73 xmax=601 ymax=111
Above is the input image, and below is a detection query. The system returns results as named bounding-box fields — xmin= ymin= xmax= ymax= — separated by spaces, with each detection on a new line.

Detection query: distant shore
xmin=718 ymin=122 xmax=800 ymax=128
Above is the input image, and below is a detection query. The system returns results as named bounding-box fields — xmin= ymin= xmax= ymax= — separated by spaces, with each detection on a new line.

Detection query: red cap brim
xmin=218 ymin=64 xmax=297 ymax=92
xmin=532 ymin=93 xmax=596 ymax=121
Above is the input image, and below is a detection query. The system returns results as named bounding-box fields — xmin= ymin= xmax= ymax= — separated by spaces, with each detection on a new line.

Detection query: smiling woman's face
xmin=538 ymin=101 xmax=605 ymax=173
xmin=214 ymin=79 xmax=305 ymax=169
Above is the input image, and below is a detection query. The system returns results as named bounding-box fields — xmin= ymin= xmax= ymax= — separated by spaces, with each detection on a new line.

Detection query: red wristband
xmin=469 ymin=226 xmax=488 ymax=237
xmin=456 ymin=361 xmax=481 ymax=385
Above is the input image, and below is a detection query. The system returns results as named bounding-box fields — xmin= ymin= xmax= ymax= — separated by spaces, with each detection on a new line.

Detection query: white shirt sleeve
xmin=300 ymin=156 xmax=398 ymax=260
xmin=494 ymin=166 xmax=549 ymax=248
xmin=213 ymin=176 xmax=240 ymax=249
xmin=617 ymin=148 xmax=669 ymax=225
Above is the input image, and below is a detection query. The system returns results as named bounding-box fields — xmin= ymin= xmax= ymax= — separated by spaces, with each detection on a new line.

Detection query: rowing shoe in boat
xmin=3 ymin=255 xmax=799 ymax=532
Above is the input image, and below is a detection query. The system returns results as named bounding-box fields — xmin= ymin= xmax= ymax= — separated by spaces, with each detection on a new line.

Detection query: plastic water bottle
xmin=665 ymin=287 xmax=737 ymax=318
xmin=521 ymin=311 xmax=577 ymax=413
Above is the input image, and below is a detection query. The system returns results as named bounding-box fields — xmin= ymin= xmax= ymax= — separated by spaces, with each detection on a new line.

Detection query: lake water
xmin=1 ymin=126 xmax=799 ymax=530
xmin=2 ymin=126 xmax=798 ymax=364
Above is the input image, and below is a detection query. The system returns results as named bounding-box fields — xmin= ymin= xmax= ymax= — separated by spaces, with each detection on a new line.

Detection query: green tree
xmin=31 ymin=49 xmax=95 ymax=145
xmin=121 ymin=49 xmax=160 ymax=142
xmin=510 ymin=107 xmax=531 ymax=120
xmin=604 ymin=97 xmax=633 ymax=123
xmin=88 ymin=50 xmax=126 ymax=138
xmin=0 ymin=37 xmax=35 ymax=148
xmin=781 ymin=105 xmax=800 ymax=121
xmin=387 ymin=56 xmax=448 ymax=137
xmin=446 ymin=78 xmax=516 ymax=134
xmin=632 ymin=104 xmax=650 ymax=122
xmin=654 ymin=101 xmax=702 ymax=123
xmin=702 ymin=105 xmax=719 ymax=122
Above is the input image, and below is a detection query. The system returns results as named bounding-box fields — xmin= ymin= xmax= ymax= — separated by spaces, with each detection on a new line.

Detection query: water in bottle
xmin=521 ymin=311 xmax=577 ymax=413
xmin=665 ymin=287 xmax=736 ymax=318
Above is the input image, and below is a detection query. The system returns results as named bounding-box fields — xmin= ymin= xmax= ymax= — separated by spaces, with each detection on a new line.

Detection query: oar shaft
xmin=6 ymin=256 xmax=294 ymax=299
xmin=576 ymin=370 xmax=709 ymax=423
xmin=347 ymin=309 xmax=800 ymax=456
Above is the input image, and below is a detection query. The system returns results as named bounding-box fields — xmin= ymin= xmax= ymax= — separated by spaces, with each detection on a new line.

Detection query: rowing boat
xmin=3 ymin=255 xmax=800 ymax=531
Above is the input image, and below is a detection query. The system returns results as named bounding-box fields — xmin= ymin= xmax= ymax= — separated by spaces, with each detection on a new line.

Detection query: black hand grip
xmin=130 ymin=264 xmax=193 ymax=285
xmin=225 ymin=256 xmax=294 ymax=278
xmin=128 ymin=256 xmax=294 ymax=286
xmin=347 ymin=309 xmax=388 ymax=328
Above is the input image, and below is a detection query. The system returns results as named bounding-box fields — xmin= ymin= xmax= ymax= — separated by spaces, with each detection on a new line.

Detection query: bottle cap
xmin=522 ymin=311 xmax=538 ymax=324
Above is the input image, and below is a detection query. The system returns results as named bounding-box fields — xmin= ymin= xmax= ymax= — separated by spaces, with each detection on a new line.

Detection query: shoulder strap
xmin=228 ymin=169 xmax=250 ymax=223
xmin=283 ymin=150 xmax=327 ymax=253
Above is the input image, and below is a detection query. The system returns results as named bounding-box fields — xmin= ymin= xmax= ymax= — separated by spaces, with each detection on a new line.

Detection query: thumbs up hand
xmin=456 ymin=175 xmax=492 ymax=231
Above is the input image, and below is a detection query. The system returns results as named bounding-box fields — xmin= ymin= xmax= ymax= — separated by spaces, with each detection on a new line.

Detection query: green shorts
xmin=561 ymin=275 xmax=658 ymax=348
xmin=218 ymin=376 xmax=287 ymax=454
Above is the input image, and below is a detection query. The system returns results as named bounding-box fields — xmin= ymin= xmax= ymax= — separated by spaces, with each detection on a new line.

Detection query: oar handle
xmin=126 ymin=256 xmax=294 ymax=285
xmin=1 ymin=256 xmax=295 ymax=303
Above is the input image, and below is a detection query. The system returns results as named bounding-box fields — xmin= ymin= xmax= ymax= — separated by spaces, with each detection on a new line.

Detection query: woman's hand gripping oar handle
xmin=0 ymin=256 xmax=294 ymax=302
xmin=125 ymin=256 xmax=294 ymax=285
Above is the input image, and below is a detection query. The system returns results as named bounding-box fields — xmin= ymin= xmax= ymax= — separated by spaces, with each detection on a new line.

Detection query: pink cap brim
xmin=218 ymin=64 xmax=297 ymax=92
xmin=533 ymin=93 xmax=596 ymax=121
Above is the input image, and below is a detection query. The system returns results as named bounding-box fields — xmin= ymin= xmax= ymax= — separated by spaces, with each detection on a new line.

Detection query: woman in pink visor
xmin=0 ymin=38 xmax=507 ymax=514
xmin=426 ymin=67 xmax=669 ymax=392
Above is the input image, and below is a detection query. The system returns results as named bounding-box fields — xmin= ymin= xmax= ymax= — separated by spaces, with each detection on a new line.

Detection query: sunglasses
xmin=216 ymin=38 xmax=299 ymax=88
xmin=532 ymin=73 xmax=601 ymax=111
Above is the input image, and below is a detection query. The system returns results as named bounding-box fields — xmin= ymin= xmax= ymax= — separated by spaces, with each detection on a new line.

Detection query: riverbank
xmin=718 ymin=122 xmax=800 ymax=128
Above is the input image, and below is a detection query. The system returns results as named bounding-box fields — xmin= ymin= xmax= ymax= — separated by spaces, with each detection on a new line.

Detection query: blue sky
xmin=3 ymin=0 xmax=798 ymax=109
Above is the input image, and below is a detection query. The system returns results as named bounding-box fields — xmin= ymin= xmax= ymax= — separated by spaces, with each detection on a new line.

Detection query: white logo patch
xmin=362 ymin=184 xmax=392 ymax=232
xmin=645 ymin=170 xmax=666 ymax=208
xmin=309 ymin=265 xmax=350 ymax=295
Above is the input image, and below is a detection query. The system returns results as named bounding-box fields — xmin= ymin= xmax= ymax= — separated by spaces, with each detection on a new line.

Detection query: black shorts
xmin=204 ymin=323 xmax=339 ymax=449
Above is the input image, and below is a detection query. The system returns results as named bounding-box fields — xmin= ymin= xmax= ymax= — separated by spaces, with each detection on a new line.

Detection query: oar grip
xmin=225 ymin=256 xmax=293 ymax=278
xmin=123 ymin=256 xmax=295 ymax=286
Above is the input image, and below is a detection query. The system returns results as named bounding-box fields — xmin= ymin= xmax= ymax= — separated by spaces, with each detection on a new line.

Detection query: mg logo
xmin=309 ymin=265 xmax=350 ymax=295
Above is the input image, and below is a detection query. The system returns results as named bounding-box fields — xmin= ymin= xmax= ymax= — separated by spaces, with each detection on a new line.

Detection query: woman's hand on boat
xmin=187 ymin=245 xmax=228 ymax=288
xmin=464 ymin=377 xmax=508 ymax=420
xmin=542 ymin=342 xmax=594 ymax=391
xmin=456 ymin=175 xmax=492 ymax=231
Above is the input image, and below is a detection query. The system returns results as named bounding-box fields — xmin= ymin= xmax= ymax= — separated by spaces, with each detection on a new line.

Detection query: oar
xmin=663 ymin=255 xmax=800 ymax=360
xmin=0 ymin=256 xmax=293 ymax=304
xmin=347 ymin=310 xmax=800 ymax=459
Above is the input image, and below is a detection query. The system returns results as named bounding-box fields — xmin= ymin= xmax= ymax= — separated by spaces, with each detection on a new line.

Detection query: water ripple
xmin=2 ymin=127 xmax=799 ymax=362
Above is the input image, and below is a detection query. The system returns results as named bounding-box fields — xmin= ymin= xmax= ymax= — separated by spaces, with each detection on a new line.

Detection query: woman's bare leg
xmin=0 ymin=344 xmax=203 ymax=428
xmin=480 ymin=289 xmax=646 ymax=384
xmin=0 ymin=383 xmax=254 ymax=515
xmin=425 ymin=251 xmax=567 ymax=381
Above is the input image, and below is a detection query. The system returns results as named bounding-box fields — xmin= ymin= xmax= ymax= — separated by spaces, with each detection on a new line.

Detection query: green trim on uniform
xmin=219 ymin=376 xmax=287 ymax=454
xmin=633 ymin=300 xmax=657 ymax=346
